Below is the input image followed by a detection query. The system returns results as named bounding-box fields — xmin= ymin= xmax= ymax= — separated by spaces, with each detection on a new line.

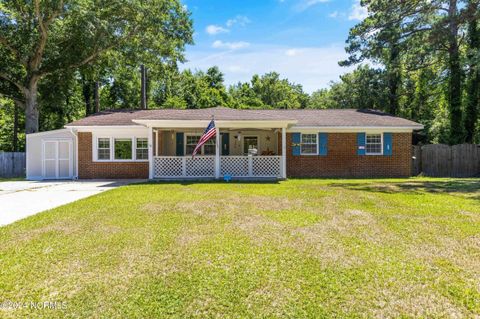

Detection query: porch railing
xmin=153 ymin=156 xmax=282 ymax=178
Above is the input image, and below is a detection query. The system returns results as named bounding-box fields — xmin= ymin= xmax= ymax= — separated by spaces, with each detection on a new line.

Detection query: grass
xmin=0 ymin=178 xmax=479 ymax=318
xmin=0 ymin=177 xmax=24 ymax=182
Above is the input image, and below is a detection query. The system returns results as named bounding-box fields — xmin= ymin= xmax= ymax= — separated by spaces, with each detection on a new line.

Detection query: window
xmin=301 ymin=134 xmax=317 ymax=155
xmin=186 ymin=135 xmax=200 ymax=155
xmin=203 ymin=139 xmax=215 ymax=155
xmin=136 ymin=138 xmax=148 ymax=160
xmin=243 ymin=136 xmax=258 ymax=155
xmin=97 ymin=138 xmax=110 ymax=160
xmin=185 ymin=135 xmax=215 ymax=155
xmin=366 ymin=133 xmax=382 ymax=155
xmin=114 ymin=138 xmax=132 ymax=160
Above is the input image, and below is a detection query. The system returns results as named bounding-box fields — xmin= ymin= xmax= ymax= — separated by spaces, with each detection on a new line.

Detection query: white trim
xmin=132 ymin=120 xmax=295 ymax=129
xmin=215 ymin=128 xmax=220 ymax=179
xmin=183 ymin=133 xmax=216 ymax=156
xmin=148 ymin=127 xmax=154 ymax=179
xmin=66 ymin=125 xmax=143 ymax=129
xmin=365 ymin=132 xmax=384 ymax=155
xmin=288 ymin=126 xmax=420 ymax=133
xmin=26 ymin=133 xmax=30 ymax=179
xmin=155 ymin=130 xmax=159 ymax=156
xmin=92 ymin=136 xmax=149 ymax=163
xmin=300 ymin=133 xmax=318 ymax=156
xmin=68 ymin=128 xmax=79 ymax=179
xmin=27 ymin=128 xmax=71 ymax=137
xmin=135 ymin=137 xmax=149 ymax=161
xmin=281 ymin=128 xmax=286 ymax=179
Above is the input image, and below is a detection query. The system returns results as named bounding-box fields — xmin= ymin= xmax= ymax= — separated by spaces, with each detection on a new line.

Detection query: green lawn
xmin=1 ymin=178 xmax=479 ymax=318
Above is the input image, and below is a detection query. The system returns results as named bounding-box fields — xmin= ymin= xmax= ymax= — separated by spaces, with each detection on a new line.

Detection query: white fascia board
xmin=287 ymin=126 xmax=422 ymax=133
xmin=26 ymin=128 xmax=71 ymax=137
xmin=132 ymin=120 xmax=297 ymax=129
xmin=65 ymin=125 xmax=144 ymax=131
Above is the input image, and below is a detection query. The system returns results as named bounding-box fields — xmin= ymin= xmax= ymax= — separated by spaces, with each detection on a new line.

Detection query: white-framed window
xmin=114 ymin=138 xmax=133 ymax=160
xmin=185 ymin=134 xmax=215 ymax=156
xmin=97 ymin=138 xmax=111 ymax=160
xmin=301 ymin=133 xmax=317 ymax=155
xmin=136 ymin=138 xmax=148 ymax=160
xmin=366 ymin=133 xmax=383 ymax=155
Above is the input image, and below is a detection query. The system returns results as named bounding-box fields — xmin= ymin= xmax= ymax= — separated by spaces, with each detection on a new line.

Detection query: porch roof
xmin=65 ymin=106 xmax=423 ymax=129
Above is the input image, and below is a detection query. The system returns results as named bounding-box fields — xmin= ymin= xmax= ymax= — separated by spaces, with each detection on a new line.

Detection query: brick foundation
xmin=280 ymin=132 xmax=412 ymax=178
xmin=78 ymin=132 xmax=148 ymax=179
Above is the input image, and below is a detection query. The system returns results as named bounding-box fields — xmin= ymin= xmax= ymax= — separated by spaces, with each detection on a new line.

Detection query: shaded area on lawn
xmin=328 ymin=178 xmax=480 ymax=200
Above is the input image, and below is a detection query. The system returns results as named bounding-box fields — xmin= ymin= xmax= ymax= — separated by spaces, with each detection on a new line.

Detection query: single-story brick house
xmin=26 ymin=107 xmax=423 ymax=180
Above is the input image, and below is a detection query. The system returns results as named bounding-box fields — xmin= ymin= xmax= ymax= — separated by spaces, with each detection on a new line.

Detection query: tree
xmin=0 ymin=0 xmax=192 ymax=133
xmin=464 ymin=0 xmax=480 ymax=142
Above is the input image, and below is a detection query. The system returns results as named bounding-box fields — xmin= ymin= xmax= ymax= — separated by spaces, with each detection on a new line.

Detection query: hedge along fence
xmin=0 ymin=152 xmax=26 ymax=178
xmin=412 ymin=144 xmax=480 ymax=177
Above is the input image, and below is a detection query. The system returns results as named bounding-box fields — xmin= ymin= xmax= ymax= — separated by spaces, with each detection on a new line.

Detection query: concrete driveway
xmin=0 ymin=180 xmax=143 ymax=226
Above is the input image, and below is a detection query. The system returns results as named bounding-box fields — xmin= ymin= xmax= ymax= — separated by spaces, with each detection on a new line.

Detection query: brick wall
xmin=280 ymin=132 xmax=412 ymax=178
xmin=78 ymin=132 xmax=148 ymax=179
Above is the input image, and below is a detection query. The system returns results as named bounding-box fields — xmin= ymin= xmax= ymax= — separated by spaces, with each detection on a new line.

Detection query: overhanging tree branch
xmin=0 ymin=73 xmax=25 ymax=92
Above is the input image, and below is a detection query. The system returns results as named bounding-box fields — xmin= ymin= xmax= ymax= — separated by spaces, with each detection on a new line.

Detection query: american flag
xmin=192 ymin=120 xmax=216 ymax=157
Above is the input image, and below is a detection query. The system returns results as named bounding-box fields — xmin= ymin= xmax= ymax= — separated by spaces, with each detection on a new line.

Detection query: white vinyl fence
xmin=0 ymin=152 xmax=26 ymax=178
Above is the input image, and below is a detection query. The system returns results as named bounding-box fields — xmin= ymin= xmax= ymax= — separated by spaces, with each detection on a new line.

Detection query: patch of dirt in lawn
xmin=9 ymin=222 xmax=81 ymax=246
xmin=235 ymin=214 xmax=362 ymax=268
xmin=245 ymin=283 xmax=295 ymax=316
xmin=409 ymin=235 xmax=480 ymax=276
xmin=369 ymin=282 xmax=468 ymax=318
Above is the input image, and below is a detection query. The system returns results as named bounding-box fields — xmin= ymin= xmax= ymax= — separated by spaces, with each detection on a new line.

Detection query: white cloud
xmin=182 ymin=44 xmax=355 ymax=93
xmin=295 ymin=0 xmax=330 ymax=11
xmin=226 ymin=15 xmax=251 ymax=28
xmin=348 ymin=0 xmax=368 ymax=21
xmin=212 ymin=40 xmax=251 ymax=50
xmin=328 ymin=11 xmax=338 ymax=18
xmin=205 ymin=25 xmax=229 ymax=35
xmin=285 ymin=49 xmax=301 ymax=56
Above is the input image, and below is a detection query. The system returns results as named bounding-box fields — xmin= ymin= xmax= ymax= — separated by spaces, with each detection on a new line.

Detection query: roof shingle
xmin=65 ymin=106 xmax=423 ymax=128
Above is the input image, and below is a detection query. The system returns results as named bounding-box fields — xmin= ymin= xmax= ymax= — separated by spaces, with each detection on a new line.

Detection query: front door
xmin=243 ymin=136 xmax=258 ymax=155
xmin=43 ymin=140 xmax=73 ymax=179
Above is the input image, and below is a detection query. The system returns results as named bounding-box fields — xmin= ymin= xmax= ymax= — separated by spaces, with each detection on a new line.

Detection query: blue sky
xmin=181 ymin=0 xmax=367 ymax=93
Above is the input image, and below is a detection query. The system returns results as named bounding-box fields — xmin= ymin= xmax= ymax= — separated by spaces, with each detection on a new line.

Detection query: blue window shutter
xmin=292 ymin=133 xmax=301 ymax=156
xmin=221 ymin=133 xmax=230 ymax=155
xmin=383 ymin=133 xmax=392 ymax=156
xmin=176 ymin=132 xmax=184 ymax=156
xmin=318 ymin=133 xmax=328 ymax=156
xmin=357 ymin=133 xmax=366 ymax=155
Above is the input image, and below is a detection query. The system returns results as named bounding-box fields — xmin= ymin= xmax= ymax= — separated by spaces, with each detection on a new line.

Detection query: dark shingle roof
xmin=65 ymin=107 xmax=423 ymax=128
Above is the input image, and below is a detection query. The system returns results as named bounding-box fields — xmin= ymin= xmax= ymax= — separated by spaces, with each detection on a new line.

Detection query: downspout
xmin=68 ymin=127 xmax=79 ymax=180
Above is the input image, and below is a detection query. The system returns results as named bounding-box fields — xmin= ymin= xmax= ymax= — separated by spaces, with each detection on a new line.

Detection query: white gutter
xmin=132 ymin=119 xmax=297 ymax=129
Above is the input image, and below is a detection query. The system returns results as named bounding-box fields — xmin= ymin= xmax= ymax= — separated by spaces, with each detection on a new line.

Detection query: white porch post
xmin=282 ymin=127 xmax=287 ymax=179
xmin=148 ymin=126 xmax=154 ymax=179
xmin=215 ymin=127 xmax=221 ymax=179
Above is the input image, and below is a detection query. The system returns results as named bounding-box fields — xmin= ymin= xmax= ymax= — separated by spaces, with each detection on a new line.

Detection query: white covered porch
xmin=135 ymin=118 xmax=291 ymax=180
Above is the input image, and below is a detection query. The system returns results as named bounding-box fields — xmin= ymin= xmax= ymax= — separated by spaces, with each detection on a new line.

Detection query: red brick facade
xmin=279 ymin=132 xmax=412 ymax=178
xmin=78 ymin=131 xmax=411 ymax=179
xmin=78 ymin=132 xmax=148 ymax=179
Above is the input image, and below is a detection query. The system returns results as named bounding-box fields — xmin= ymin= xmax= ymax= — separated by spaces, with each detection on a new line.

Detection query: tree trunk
xmin=387 ymin=36 xmax=401 ymax=115
xmin=94 ymin=81 xmax=100 ymax=113
xmin=24 ymin=80 xmax=39 ymax=134
xmin=447 ymin=0 xmax=463 ymax=144
xmin=83 ymin=82 xmax=92 ymax=116
xmin=465 ymin=3 xmax=480 ymax=143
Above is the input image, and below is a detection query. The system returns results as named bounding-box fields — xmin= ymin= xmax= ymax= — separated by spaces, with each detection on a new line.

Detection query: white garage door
xmin=42 ymin=139 xmax=73 ymax=179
